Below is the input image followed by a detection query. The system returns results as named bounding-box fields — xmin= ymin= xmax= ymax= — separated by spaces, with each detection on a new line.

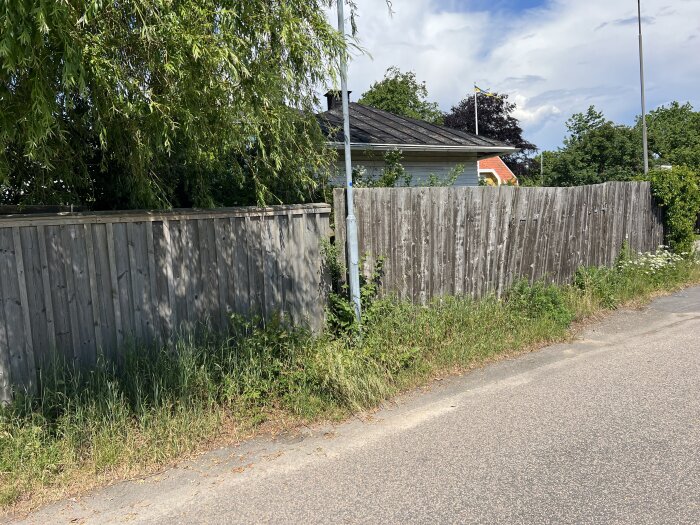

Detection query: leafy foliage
xmin=539 ymin=106 xmax=643 ymax=187
xmin=351 ymin=150 xmax=461 ymax=188
xmin=572 ymin=246 xmax=699 ymax=311
xmin=646 ymin=102 xmax=700 ymax=168
xmin=534 ymin=103 xmax=700 ymax=188
xmin=323 ymin=240 xmax=386 ymax=335
xmin=0 ymin=1 xmax=353 ymax=209
xmin=358 ymin=67 xmax=443 ymax=125
xmin=426 ymin=164 xmax=463 ymax=187
xmin=648 ymin=166 xmax=700 ymax=253
xmin=444 ymin=91 xmax=537 ymax=177
xmin=353 ymin=149 xmax=412 ymax=188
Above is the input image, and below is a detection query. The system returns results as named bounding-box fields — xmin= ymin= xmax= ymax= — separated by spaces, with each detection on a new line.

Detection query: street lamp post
xmin=336 ymin=0 xmax=362 ymax=323
xmin=637 ymin=0 xmax=649 ymax=175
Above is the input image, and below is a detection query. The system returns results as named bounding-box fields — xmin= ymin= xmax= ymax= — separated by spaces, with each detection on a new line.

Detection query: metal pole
xmin=337 ymin=0 xmax=361 ymax=322
xmin=540 ymin=151 xmax=544 ymax=184
xmin=474 ymin=85 xmax=479 ymax=135
xmin=637 ymin=0 xmax=649 ymax=175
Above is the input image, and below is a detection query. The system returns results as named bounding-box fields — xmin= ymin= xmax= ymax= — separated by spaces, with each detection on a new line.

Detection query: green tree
xmin=536 ymin=103 xmax=700 ymax=188
xmin=541 ymin=106 xmax=642 ymax=187
xmin=646 ymin=102 xmax=700 ymax=169
xmin=358 ymin=67 xmax=444 ymax=125
xmin=565 ymin=106 xmax=607 ymax=139
xmin=0 ymin=1 xmax=354 ymax=209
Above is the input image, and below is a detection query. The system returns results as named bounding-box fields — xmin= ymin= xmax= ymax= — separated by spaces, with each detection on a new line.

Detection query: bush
xmin=648 ymin=166 xmax=700 ymax=253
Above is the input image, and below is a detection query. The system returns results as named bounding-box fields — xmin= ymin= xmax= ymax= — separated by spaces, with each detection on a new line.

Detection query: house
xmin=317 ymin=91 xmax=517 ymax=187
xmin=478 ymin=155 xmax=519 ymax=186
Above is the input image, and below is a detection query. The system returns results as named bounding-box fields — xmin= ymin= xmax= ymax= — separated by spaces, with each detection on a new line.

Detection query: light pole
xmin=637 ymin=0 xmax=649 ymax=175
xmin=336 ymin=0 xmax=362 ymax=323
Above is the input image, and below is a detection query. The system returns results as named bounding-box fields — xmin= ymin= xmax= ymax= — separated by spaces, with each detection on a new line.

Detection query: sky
xmin=327 ymin=0 xmax=700 ymax=150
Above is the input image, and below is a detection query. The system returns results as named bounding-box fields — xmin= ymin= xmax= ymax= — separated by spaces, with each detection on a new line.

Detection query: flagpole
xmin=474 ymin=84 xmax=479 ymax=135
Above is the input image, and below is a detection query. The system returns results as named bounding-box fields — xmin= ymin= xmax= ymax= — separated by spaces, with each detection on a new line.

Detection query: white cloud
xmin=328 ymin=0 xmax=700 ymax=150
xmin=510 ymin=93 xmax=560 ymax=125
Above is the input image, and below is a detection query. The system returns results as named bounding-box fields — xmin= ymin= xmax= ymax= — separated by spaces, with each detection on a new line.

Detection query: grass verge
xmin=2 ymin=248 xmax=699 ymax=513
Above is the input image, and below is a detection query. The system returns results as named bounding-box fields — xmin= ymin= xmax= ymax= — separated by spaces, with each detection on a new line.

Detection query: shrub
xmin=648 ymin=166 xmax=700 ymax=253
xmin=352 ymin=150 xmax=412 ymax=188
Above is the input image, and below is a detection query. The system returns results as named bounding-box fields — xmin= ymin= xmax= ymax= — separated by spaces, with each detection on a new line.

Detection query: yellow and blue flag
xmin=474 ymin=85 xmax=499 ymax=97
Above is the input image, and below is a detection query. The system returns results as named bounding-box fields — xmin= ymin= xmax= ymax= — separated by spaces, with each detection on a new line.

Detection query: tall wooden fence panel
xmin=0 ymin=204 xmax=330 ymax=400
xmin=334 ymin=182 xmax=664 ymax=303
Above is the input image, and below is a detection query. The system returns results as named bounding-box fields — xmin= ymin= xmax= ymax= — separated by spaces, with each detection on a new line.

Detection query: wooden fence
xmin=334 ymin=182 xmax=664 ymax=303
xmin=0 ymin=204 xmax=330 ymax=401
xmin=0 ymin=183 xmax=667 ymax=399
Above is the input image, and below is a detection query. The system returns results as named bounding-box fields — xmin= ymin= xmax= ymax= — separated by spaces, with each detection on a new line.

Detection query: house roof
xmin=317 ymin=103 xmax=518 ymax=155
xmin=478 ymin=156 xmax=518 ymax=184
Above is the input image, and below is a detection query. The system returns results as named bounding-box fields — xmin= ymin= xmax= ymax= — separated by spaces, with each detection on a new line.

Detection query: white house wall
xmin=331 ymin=154 xmax=479 ymax=187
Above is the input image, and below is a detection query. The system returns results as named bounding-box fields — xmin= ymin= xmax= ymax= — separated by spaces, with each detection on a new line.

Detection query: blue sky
xmin=330 ymin=0 xmax=700 ymax=150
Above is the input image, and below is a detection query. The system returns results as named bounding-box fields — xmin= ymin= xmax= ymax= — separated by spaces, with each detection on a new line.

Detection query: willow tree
xmin=0 ymin=1 xmax=353 ymax=208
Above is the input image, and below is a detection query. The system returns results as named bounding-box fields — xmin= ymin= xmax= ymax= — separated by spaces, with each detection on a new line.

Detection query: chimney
xmin=324 ymin=90 xmax=351 ymax=111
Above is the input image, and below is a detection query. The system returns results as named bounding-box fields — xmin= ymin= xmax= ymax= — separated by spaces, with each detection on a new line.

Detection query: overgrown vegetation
xmin=2 ymin=246 xmax=699 ymax=511
xmin=648 ymin=166 xmax=700 ymax=253
xmin=426 ymin=164 xmax=463 ymax=187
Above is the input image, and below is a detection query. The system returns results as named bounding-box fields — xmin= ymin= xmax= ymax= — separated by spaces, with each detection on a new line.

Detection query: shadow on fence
xmin=0 ymin=204 xmax=331 ymax=401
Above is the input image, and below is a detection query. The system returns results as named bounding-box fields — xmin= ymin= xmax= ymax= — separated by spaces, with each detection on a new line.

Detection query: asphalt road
xmin=12 ymin=287 xmax=700 ymax=525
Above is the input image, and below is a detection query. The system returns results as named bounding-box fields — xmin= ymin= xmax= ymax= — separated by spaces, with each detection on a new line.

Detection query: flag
xmin=474 ymin=85 xmax=499 ymax=98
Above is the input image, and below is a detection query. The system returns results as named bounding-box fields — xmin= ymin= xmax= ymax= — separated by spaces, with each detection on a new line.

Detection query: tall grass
xmin=1 ymin=249 xmax=699 ymax=511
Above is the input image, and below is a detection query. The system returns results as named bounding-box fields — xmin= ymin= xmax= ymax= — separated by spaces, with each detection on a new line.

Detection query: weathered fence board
xmin=334 ymin=182 xmax=664 ymax=302
xmin=0 ymin=204 xmax=330 ymax=398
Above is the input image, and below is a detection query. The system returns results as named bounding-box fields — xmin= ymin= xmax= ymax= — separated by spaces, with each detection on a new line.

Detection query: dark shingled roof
xmin=317 ymin=103 xmax=516 ymax=153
